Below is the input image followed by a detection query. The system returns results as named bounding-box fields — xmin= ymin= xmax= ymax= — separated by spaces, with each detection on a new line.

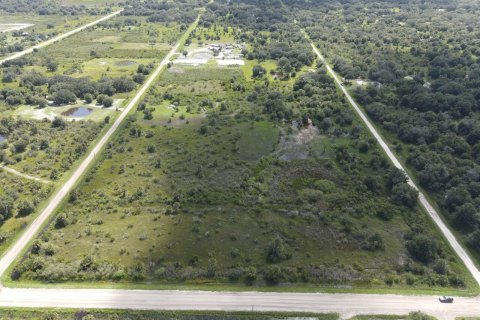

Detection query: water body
xmin=61 ymin=107 xmax=93 ymax=118
xmin=0 ymin=134 xmax=5 ymax=143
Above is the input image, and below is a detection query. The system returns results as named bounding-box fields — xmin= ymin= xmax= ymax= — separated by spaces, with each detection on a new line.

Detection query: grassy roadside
xmin=1 ymin=277 xmax=477 ymax=296
xmin=0 ymin=308 xmax=339 ymax=320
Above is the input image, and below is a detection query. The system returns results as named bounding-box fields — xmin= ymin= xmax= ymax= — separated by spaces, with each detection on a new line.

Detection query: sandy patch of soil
xmin=0 ymin=23 xmax=34 ymax=32
xmin=277 ymin=121 xmax=320 ymax=161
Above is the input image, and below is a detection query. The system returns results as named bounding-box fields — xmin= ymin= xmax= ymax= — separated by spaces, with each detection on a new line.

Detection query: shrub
xmin=103 ymin=97 xmax=114 ymax=108
xmin=245 ymin=266 xmax=257 ymax=284
xmin=406 ymin=234 xmax=438 ymax=263
xmin=54 ymin=213 xmax=70 ymax=229
xmin=468 ymin=230 xmax=480 ymax=252
xmin=391 ymin=183 xmax=418 ymax=208
xmin=266 ymin=237 xmax=291 ymax=263
xmin=17 ymin=200 xmax=34 ymax=216
xmin=130 ymin=262 xmax=146 ymax=281
xmin=264 ymin=265 xmax=285 ymax=284
xmin=42 ymin=312 xmax=60 ymax=320
xmin=51 ymin=117 xmax=66 ymax=129
xmin=79 ymin=255 xmax=97 ymax=272
xmin=362 ymin=233 xmax=385 ymax=251
xmin=52 ymin=89 xmax=76 ymax=105
xmin=406 ymin=311 xmax=436 ymax=320
xmin=84 ymin=93 xmax=93 ymax=104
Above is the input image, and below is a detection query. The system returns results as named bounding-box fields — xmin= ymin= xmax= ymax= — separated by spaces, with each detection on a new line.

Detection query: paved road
xmin=0 ymin=288 xmax=479 ymax=319
xmin=0 ymin=11 xmax=477 ymax=320
xmin=0 ymin=165 xmax=49 ymax=184
xmin=0 ymin=10 xmax=123 ymax=65
xmin=0 ymin=16 xmax=200 ymax=278
xmin=306 ymin=37 xmax=480 ymax=286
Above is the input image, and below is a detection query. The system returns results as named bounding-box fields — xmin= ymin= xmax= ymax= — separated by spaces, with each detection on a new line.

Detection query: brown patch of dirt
xmin=277 ymin=121 xmax=320 ymax=161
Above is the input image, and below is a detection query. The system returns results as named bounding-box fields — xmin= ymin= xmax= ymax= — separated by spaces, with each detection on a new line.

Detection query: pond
xmin=0 ymin=134 xmax=5 ymax=144
xmin=61 ymin=107 xmax=93 ymax=118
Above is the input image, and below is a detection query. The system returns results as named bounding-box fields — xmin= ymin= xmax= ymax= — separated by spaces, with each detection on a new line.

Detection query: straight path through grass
xmin=0 ymin=165 xmax=50 ymax=184
xmin=0 ymin=13 xmax=203 ymax=279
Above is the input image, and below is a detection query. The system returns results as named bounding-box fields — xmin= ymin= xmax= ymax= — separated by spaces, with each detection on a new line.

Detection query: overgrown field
xmin=0 ymin=172 xmax=51 ymax=255
xmin=12 ymin=5 xmax=475 ymax=288
xmin=0 ymin=13 xmax=185 ymax=179
xmin=0 ymin=4 xmax=193 ymax=265
xmin=2 ymin=0 xmax=477 ymax=294
xmin=296 ymin=0 xmax=480 ymax=267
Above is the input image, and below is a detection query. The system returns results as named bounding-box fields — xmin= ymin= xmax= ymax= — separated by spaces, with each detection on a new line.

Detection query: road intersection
xmin=0 ymin=9 xmax=478 ymax=320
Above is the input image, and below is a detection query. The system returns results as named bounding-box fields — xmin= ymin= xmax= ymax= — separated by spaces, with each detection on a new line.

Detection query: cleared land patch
xmin=0 ymin=24 xmax=34 ymax=33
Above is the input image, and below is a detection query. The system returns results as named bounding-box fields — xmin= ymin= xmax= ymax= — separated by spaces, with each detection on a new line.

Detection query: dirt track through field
xmin=0 ymin=10 xmax=123 ymax=65
xmin=0 ymin=14 xmax=202 ymax=278
xmin=304 ymin=30 xmax=480 ymax=287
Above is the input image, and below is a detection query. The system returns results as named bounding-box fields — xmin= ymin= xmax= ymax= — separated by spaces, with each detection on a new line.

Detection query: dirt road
xmin=306 ymin=35 xmax=480 ymax=286
xmin=0 ymin=288 xmax=478 ymax=319
xmin=0 ymin=15 xmax=201 ymax=278
xmin=0 ymin=10 xmax=123 ymax=65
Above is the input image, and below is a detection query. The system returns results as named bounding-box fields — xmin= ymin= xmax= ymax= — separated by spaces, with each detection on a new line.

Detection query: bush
xmin=17 ymin=200 xmax=34 ymax=216
xmin=264 ymin=265 xmax=285 ymax=284
xmin=266 ymin=237 xmax=291 ymax=263
xmin=54 ymin=213 xmax=70 ymax=229
xmin=468 ymin=230 xmax=480 ymax=252
xmin=252 ymin=64 xmax=266 ymax=78
xmin=103 ymin=97 xmax=114 ymax=108
xmin=362 ymin=233 xmax=385 ymax=251
xmin=51 ymin=117 xmax=66 ymax=129
xmin=245 ymin=266 xmax=257 ymax=284
xmin=42 ymin=312 xmax=59 ymax=320
xmin=130 ymin=262 xmax=146 ymax=281
xmin=84 ymin=93 xmax=93 ymax=103
xmin=406 ymin=311 xmax=437 ymax=320
xmin=52 ymin=89 xmax=76 ymax=105
xmin=406 ymin=234 xmax=438 ymax=263
xmin=391 ymin=183 xmax=418 ymax=208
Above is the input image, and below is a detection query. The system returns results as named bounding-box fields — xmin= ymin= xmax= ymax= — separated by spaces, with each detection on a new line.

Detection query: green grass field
xmin=9 ymin=59 xmax=476 ymax=294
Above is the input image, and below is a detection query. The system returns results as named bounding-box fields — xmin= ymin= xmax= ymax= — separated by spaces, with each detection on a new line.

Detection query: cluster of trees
xmin=122 ymin=0 xmax=202 ymax=23
xmin=0 ymin=72 xmax=136 ymax=107
xmin=0 ymin=43 xmax=25 ymax=57
xmin=298 ymin=0 xmax=480 ymax=257
xmin=202 ymin=1 xmax=315 ymax=80
xmin=0 ymin=195 xmax=36 ymax=224
xmin=0 ymin=0 xmax=111 ymax=15
xmin=0 ymin=116 xmax=102 ymax=181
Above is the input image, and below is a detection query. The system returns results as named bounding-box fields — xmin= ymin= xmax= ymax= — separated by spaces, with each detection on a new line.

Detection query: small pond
xmin=61 ymin=107 xmax=93 ymax=118
xmin=0 ymin=134 xmax=5 ymax=144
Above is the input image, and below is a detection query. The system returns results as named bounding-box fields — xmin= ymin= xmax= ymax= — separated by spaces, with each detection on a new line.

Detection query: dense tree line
xmin=198 ymin=1 xmax=315 ymax=80
xmin=295 ymin=0 xmax=480 ymax=255
xmin=0 ymin=0 xmax=111 ymax=15
xmin=121 ymin=0 xmax=203 ymax=23
xmin=0 ymin=67 xmax=138 ymax=107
